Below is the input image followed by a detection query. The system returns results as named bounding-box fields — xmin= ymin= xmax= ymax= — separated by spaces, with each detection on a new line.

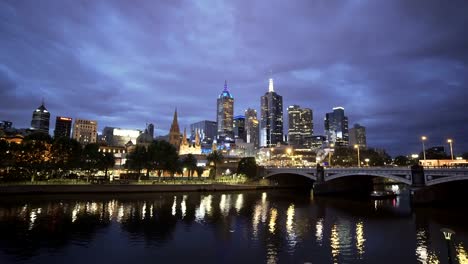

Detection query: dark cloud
xmin=0 ymin=0 xmax=467 ymax=156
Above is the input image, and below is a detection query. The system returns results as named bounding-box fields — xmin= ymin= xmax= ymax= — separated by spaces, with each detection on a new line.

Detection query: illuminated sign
xmin=59 ymin=117 xmax=72 ymax=121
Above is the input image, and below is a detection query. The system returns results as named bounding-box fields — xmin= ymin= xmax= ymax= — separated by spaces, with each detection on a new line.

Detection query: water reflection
xmin=0 ymin=192 xmax=467 ymax=264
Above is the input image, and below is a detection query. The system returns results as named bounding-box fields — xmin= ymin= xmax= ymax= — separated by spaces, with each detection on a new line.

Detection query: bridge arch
xmin=426 ymin=175 xmax=468 ymax=186
xmin=325 ymin=172 xmax=412 ymax=185
xmin=263 ymin=171 xmax=317 ymax=181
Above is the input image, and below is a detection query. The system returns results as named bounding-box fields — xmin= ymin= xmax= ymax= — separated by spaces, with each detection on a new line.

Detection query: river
xmin=0 ymin=190 xmax=467 ymax=263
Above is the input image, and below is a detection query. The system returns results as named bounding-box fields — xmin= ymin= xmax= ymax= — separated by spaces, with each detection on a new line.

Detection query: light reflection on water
xmin=0 ymin=191 xmax=467 ymax=264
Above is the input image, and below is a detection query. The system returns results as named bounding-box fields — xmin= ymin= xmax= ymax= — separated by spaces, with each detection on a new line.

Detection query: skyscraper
xmin=245 ymin=108 xmax=259 ymax=148
xmin=324 ymin=107 xmax=349 ymax=146
xmin=349 ymin=123 xmax=367 ymax=148
xmin=233 ymin=115 xmax=246 ymax=141
xmin=54 ymin=116 xmax=72 ymax=139
xmin=216 ymin=80 xmax=234 ymax=142
xmin=260 ymin=78 xmax=283 ymax=147
xmin=31 ymin=102 xmax=50 ymax=134
xmin=72 ymin=119 xmax=97 ymax=145
xmin=287 ymin=105 xmax=313 ymax=148
xmin=169 ymin=109 xmax=181 ymax=149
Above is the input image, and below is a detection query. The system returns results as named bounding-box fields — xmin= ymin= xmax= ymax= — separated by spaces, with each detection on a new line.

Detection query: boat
xmin=370 ymin=190 xmax=397 ymax=199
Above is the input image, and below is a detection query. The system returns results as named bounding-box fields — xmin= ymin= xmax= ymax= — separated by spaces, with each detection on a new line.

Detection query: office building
xmin=324 ymin=107 xmax=349 ymax=146
xmin=287 ymin=105 xmax=313 ymax=148
xmin=233 ymin=115 xmax=246 ymax=141
xmin=0 ymin=121 xmax=12 ymax=130
xmin=190 ymin=120 xmax=217 ymax=144
xmin=260 ymin=78 xmax=283 ymax=147
xmin=54 ymin=116 xmax=72 ymax=138
xmin=72 ymin=119 xmax=97 ymax=145
xmin=102 ymin=127 xmax=142 ymax=147
xmin=216 ymin=80 xmax=234 ymax=142
xmin=31 ymin=102 xmax=50 ymax=134
xmin=349 ymin=123 xmax=367 ymax=148
xmin=245 ymin=108 xmax=259 ymax=148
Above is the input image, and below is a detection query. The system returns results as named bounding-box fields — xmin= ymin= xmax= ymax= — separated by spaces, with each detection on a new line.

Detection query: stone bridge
xmin=262 ymin=166 xmax=468 ymax=187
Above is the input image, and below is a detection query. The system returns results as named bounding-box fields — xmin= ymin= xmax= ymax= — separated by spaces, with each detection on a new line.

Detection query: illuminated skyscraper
xmin=31 ymin=102 xmax=50 ymax=134
xmin=260 ymin=78 xmax=283 ymax=147
xmin=54 ymin=116 xmax=72 ymax=138
xmin=324 ymin=107 xmax=349 ymax=146
xmin=216 ymin=80 xmax=234 ymax=142
xmin=72 ymin=119 xmax=97 ymax=145
xmin=245 ymin=108 xmax=259 ymax=148
xmin=288 ymin=105 xmax=313 ymax=148
xmin=349 ymin=123 xmax=367 ymax=148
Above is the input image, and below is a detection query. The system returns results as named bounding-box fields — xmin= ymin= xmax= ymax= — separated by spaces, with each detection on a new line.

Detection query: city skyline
xmin=1 ymin=1 xmax=467 ymax=155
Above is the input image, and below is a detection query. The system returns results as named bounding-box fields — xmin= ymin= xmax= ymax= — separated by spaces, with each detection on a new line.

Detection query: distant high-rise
xmin=324 ymin=107 xmax=349 ymax=146
xmin=190 ymin=120 xmax=217 ymax=144
xmin=169 ymin=109 xmax=181 ymax=149
xmin=233 ymin=116 xmax=246 ymax=141
xmin=54 ymin=116 xmax=72 ymax=138
xmin=216 ymin=80 xmax=234 ymax=141
xmin=0 ymin=121 xmax=13 ymax=130
xmin=349 ymin=123 xmax=367 ymax=148
xmin=31 ymin=102 xmax=50 ymax=134
xmin=72 ymin=119 xmax=97 ymax=145
xmin=260 ymin=78 xmax=283 ymax=147
xmin=245 ymin=108 xmax=259 ymax=148
xmin=147 ymin=123 xmax=154 ymax=138
xmin=287 ymin=105 xmax=313 ymax=148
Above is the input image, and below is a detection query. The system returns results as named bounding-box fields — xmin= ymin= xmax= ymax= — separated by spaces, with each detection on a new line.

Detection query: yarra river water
xmin=0 ymin=190 xmax=467 ymax=264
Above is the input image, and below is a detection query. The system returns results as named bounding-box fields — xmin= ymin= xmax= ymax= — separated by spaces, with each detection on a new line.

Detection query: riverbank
xmin=0 ymin=183 xmax=280 ymax=195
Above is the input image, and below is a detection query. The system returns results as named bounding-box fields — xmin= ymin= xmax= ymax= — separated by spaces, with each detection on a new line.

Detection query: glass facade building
xmin=216 ymin=81 xmax=234 ymax=142
xmin=349 ymin=123 xmax=367 ymax=148
xmin=287 ymin=105 xmax=313 ymax=148
xmin=54 ymin=116 xmax=72 ymax=138
xmin=260 ymin=78 xmax=283 ymax=147
xmin=31 ymin=103 xmax=50 ymax=134
xmin=324 ymin=107 xmax=349 ymax=146
xmin=245 ymin=108 xmax=259 ymax=148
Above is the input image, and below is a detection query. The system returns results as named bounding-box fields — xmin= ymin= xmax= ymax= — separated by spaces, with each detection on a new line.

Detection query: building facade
xmin=31 ymin=102 xmax=50 ymax=134
xmin=190 ymin=120 xmax=217 ymax=144
xmin=260 ymin=78 xmax=283 ymax=147
xmin=324 ymin=107 xmax=349 ymax=146
xmin=102 ymin=127 xmax=142 ymax=147
xmin=233 ymin=115 xmax=246 ymax=141
xmin=287 ymin=105 xmax=313 ymax=148
xmin=54 ymin=116 xmax=72 ymax=138
xmin=147 ymin=123 xmax=154 ymax=138
xmin=245 ymin=108 xmax=259 ymax=148
xmin=216 ymin=81 xmax=234 ymax=142
xmin=349 ymin=123 xmax=367 ymax=148
xmin=72 ymin=119 xmax=97 ymax=145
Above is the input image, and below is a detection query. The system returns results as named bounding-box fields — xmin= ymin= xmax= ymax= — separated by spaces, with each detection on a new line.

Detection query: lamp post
xmin=328 ymin=143 xmax=334 ymax=167
xmin=421 ymin=136 xmax=427 ymax=161
xmin=354 ymin=145 xmax=360 ymax=168
xmin=441 ymin=228 xmax=455 ymax=264
xmin=447 ymin=139 xmax=454 ymax=160
xmin=365 ymin=158 xmax=370 ymax=167
xmin=286 ymin=148 xmax=292 ymax=167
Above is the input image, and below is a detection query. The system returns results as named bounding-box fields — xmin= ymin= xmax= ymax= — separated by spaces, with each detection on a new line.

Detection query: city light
xmin=421 ymin=136 xmax=427 ymax=161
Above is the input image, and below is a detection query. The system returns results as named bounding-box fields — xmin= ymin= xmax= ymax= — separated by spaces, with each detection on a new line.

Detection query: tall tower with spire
xmin=31 ymin=101 xmax=51 ymax=134
xmin=260 ymin=77 xmax=283 ymax=147
xmin=216 ymin=80 xmax=234 ymax=142
xmin=169 ymin=109 xmax=181 ymax=149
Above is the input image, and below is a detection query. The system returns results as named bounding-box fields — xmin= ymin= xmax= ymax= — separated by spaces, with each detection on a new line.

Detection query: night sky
xmin=1 ymin=1 xmax=467 ymax=156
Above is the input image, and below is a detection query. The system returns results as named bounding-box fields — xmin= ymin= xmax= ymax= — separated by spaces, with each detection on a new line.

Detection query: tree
xmin=125 ymin=145 xmax=148 ymax=181
xmin=149 ymin=140 xmax=179 ymax=178
xmin=182 ymin=154 xmax=197 ymax=178
xmin=394 ymin=155 xmax=410 ymax=166
xmin=207 ymin=150 xmax=224 ymax=179
xmin=81 ymin=143 xmax=102 ymax=182
xmin=17 ymin=134 xmax=53 ymax=182
xmin=195 ymin=166 xmax=205 ymax=178
xmin=50 ymin=137 xmax=82 ymax=178
xmin=237 ymin=157 xmax=257 ymax=178
xmin=99 ymin=152 xmax=115 ymax=181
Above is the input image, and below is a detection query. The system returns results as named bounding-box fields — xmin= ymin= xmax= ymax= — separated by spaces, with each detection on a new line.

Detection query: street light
xmin=421 ymin=136 xmax=427 ymax=161
xmin=365 ymin=158 xmax=370 ymax=167
xmin=447 ymin=139 xmax=454 ymax=160
xmin=354 ymin=144 xmax=360 ymax=168
xmin=286 ymin=148 xmax=292 ymax=167
xmin=441 ymin=228 xmax=455 ymax=264
xmin=328 ymin=143 xmax=334 ymax=167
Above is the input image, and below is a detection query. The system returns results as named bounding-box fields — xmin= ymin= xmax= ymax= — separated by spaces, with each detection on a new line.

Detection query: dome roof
xmin=219 ymin=80 xmax=233 ymax=99
xmin=136 ymin=132 xmax=153 ymax=144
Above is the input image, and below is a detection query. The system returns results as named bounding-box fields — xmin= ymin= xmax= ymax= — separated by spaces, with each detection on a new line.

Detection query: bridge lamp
xmin=421 ymin=136 xmax=427 ymax=161
xmin=447 ymin=139 xmax=454 ymax=160
xmin=328 ymin=144 xmax=334 ymax=167
xmin=441 ymin=228 xmax=455 ymax=263
xmin=364 ymin=158 xmax=370 ymax=167
xmin=354 ymin=145 xmax=361 ymax=168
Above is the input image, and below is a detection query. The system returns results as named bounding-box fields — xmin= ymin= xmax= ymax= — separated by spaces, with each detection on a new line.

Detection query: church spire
xmin=169 ymin=108 xmax=181 ymax=149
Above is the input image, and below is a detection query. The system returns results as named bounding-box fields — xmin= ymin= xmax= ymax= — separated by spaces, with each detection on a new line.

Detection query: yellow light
xmin=354 ymin=144 xmax=358 ymax=149
xmin=447 ymin=139 xmax=452 ymax=143
xmin=421 ymin=136 xmax=427 ymax=141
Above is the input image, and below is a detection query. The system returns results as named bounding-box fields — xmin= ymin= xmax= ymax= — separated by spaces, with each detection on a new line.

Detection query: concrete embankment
xmin=0 ymin=184 xmax=279 ymax=195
